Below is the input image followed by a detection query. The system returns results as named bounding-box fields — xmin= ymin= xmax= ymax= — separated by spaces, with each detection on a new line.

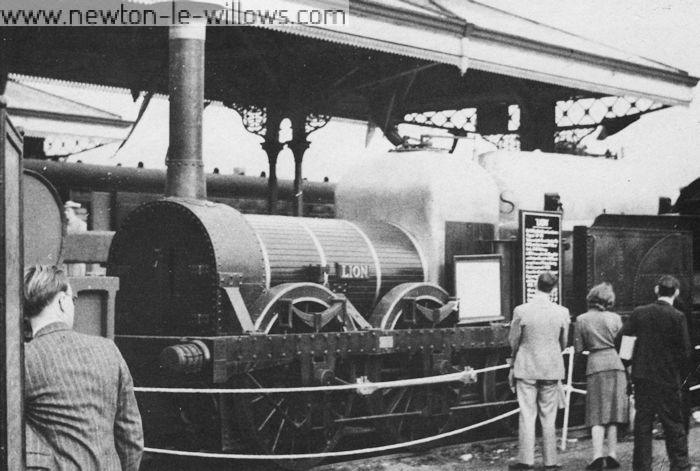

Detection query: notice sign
xmin=520 ymin=210 xmax=562 ymax=304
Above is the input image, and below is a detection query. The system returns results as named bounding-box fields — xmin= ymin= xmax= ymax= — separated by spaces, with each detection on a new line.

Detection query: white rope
xmin=560 ymin=346 xmax=576 ymax=450
xmin=134 ymin=364 xmax=510 ymax=394
xmin=136 ymin=344 xmax=700 ymax=462
xmin=143 ymin=407 xmax=520 ymax=460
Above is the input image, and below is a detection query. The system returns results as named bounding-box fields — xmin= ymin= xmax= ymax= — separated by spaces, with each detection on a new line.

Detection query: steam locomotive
xmin=102 ymin=147 xmax=698 ymax=469
xmin=106 ymin=151 xmax=512 ymax=469
xmin=25 ymin=146 xmax=700 ymax=469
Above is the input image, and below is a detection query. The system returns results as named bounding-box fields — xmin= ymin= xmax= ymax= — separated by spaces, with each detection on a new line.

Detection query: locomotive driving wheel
xmin=366 ymin=283 xmax=463 ymax=445
xmin=235 ymin=283 xmax=356 ymax=470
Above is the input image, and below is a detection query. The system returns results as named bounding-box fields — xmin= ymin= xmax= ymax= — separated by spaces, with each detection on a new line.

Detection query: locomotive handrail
xmin=134 ymin=363 xmax=508 ymax=394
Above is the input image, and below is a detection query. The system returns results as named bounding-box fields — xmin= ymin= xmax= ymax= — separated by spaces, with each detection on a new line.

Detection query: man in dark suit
xmin=23 ymin=265 xmax=143 ymax=470
xmin=621 ymin=275 xmax=693 ymax=471
xmin=508 ymin=272 xmax=570 ymax=470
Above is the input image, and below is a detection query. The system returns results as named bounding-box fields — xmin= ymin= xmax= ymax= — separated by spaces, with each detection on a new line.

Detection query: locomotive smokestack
xmin=166 ymin=20 xmax=207 ymax=199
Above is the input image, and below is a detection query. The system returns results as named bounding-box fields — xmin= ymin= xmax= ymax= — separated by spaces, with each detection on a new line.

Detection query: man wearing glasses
xmin=23 ymin=265 xmax=143 ymax=470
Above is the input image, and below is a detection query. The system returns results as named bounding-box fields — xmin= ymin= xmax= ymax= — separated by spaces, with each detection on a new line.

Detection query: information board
xmin=520 ymin=210 xmax=562 ymax=304
xmin=454 ymin=254 xmax=503 ymax=322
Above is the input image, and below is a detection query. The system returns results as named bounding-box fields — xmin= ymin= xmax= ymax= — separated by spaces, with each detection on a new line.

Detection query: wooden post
xmin=0 ymin=96 xmax=25 ymax=469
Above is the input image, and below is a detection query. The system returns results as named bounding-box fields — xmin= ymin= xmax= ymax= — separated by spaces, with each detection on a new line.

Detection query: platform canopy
xmin=1 ymin=0 xmax=696 ymax=124
xmin=270 ymin=0 xmax=697 ymax=107
xmin=5 ymin=79 xmax=132 ymax=141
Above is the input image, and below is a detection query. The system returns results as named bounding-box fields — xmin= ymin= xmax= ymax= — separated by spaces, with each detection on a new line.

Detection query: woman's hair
xmin=24 ymin=265 xmax=69 ymax=319
xmin=586 ymin=282 xmax=615 ymax=311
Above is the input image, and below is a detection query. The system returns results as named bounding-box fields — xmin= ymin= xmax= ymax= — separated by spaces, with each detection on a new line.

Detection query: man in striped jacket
xmin=24 ymin=265 xmax=143 ymax=470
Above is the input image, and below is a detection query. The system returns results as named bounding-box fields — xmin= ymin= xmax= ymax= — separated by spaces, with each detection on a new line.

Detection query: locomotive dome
xmin=335 ymin=149 xmax=500 ymax=286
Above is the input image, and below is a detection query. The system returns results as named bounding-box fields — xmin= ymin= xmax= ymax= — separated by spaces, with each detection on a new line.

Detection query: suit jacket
xmin=620 ymin=300 xmax=692 ymax=388
xmin=24 ymin=322 xmax=143 ymax=471
xmin=26 ymin=422 xmax=58 ymax=470
xmin=509 ymin=293 xmax=570 ymax=380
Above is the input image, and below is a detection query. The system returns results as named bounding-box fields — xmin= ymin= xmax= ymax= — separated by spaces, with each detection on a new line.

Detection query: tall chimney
xmin=166 ymin=20 xmax=207 ymax=199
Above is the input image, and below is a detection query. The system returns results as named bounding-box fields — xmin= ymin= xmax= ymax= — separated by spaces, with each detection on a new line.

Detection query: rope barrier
xmin=137 ymin=345 xmax=700 ymax=463
xmin=143 ymin=407 xmax=521 ymax=460
xmin=134 ymin=363 xmax=510 ymax=395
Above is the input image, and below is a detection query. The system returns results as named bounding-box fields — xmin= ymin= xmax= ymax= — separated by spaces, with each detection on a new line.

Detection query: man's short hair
xmin=656 ymin=274 xmax=680 ymax=297
xmin=537 ymin=271 xmax=558 ymax=293
xmin=24 ymin=265 xmax=69 ymax=318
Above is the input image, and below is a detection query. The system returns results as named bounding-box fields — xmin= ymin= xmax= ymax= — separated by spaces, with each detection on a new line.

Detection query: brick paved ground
xmin=315 ymin=421 xmax=700 ymax=471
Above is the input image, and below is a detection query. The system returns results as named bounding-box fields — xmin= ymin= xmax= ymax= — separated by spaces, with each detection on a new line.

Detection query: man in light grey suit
xmin=23 ymin=265 xmax=143 ymax=470
xmin=508 ymin=272 xmax=570 ymax=470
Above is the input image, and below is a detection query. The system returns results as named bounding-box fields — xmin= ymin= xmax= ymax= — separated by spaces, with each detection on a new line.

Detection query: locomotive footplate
xmin=116 ymin=325 xmax=510 ymax=384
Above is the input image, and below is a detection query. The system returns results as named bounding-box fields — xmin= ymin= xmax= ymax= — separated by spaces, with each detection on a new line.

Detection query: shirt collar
xmin=32 ymin=322 xmax=71 ymax=339
xmin=532 ymin=291 xmax=552 ymax=302
xmin=657 ymin=296 xmax=675 ymax=306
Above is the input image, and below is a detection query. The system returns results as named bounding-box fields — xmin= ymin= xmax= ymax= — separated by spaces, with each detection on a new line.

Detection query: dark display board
xmin=0 ymin=101 xmax=24 ymax=469
xmin=520 ymin=210 xmax=562 ymax=304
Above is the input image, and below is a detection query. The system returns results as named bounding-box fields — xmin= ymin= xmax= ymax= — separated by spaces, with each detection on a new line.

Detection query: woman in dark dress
xmin=574 ymin=283 xmax=628 ymax=470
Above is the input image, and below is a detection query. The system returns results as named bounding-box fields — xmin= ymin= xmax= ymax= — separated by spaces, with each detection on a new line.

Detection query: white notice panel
xmin=454 ymin=254 xmax=503 ymax=323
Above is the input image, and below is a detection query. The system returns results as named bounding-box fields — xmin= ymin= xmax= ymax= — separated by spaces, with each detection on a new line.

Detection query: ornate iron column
xmin=230 ymin=104 xmax=284 ymax=214
xmin=287 ymin=112 xmax=329 ymax=217
xmin=261 ymin=108 xmax=284 ymax=214
xmin=288 ymin=113 xmax=310 ymax=217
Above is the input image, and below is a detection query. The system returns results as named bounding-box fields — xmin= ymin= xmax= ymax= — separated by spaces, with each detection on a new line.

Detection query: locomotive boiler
xmin=107 ymin=150 xmax=512 ymax=468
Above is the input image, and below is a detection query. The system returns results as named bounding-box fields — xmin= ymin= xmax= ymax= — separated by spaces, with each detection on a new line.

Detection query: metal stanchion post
xmin=560 ymin=347 xmax=575 ymax=451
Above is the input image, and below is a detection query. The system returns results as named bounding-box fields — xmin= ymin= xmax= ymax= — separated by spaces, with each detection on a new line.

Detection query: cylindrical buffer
xmin=159 ymin=340 xmax=211 ymax=375
xmin=166 ymin=21 xmax=207 ymax=199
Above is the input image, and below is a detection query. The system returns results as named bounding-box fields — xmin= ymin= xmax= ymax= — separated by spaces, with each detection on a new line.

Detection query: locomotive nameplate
xmin=336 ymin=262 xmax=370 ymax=280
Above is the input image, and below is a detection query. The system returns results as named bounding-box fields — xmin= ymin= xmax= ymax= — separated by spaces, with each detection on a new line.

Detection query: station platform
xmin=315 ymin=420 xmax=700 ymax=471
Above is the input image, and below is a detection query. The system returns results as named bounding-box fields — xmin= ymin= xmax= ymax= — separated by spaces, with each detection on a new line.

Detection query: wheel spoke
xmin=272 ymin=416 xmax=286 ymax=453
xmin=257 ymin=399 xmax=283 ymax=432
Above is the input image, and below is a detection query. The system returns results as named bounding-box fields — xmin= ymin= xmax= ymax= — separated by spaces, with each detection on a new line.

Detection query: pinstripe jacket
xmin=24 ymin=322 xmax=143 ymax=471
